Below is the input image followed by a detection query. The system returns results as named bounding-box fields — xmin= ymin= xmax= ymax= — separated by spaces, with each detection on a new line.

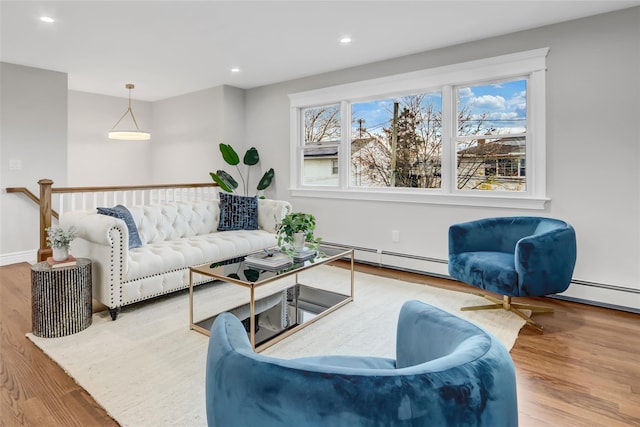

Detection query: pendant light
xmin=108 ymin=83 xmax=151 ymax=140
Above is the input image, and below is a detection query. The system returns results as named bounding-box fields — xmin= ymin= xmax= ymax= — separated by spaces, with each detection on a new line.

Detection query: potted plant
xmin=276 ymin=212 xmax=321 ymax=254
xmin=210 ymin=143 xmax=275 ymax=196
xmin=46 ymin=226 xmax=77 ymax=261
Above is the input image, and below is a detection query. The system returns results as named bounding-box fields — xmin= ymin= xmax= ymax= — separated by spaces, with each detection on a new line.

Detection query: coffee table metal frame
xmin=189 ymin=245 xmax=354 ymax=352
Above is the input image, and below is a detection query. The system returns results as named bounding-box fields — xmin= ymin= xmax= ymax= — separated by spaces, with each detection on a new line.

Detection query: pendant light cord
xmin=110 ymin=84 xmax=141 ymax=131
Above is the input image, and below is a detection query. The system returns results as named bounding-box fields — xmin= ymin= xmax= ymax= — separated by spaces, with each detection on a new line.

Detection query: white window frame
xmin=289 ymin=48 xmax=549 ymax=209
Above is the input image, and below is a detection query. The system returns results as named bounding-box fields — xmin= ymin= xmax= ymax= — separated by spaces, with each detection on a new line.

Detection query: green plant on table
xmin=276 ymin=212 xmax=322 ymax=254
xmin=45 ymin=226 xmax=77 ymax=249
xmin=210 ymin=143 xmax=275 ymax=196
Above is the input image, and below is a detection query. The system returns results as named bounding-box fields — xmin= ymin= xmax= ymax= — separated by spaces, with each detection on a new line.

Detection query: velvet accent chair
xmin=206 ymin=300 xmax=518 ymax=427
xmin=448 ymin=216 xmax=577 ymax=330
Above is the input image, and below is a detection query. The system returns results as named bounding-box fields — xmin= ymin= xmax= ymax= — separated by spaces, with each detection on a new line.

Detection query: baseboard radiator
xmin=323 ymin=241 xmax=640 ymax=315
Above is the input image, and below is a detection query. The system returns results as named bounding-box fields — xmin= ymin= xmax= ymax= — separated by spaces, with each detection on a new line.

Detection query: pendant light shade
xmin=108 ymin=83 xmax=150 ymax=140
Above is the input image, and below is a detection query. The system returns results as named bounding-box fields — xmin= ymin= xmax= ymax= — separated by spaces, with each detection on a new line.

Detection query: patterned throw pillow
xmin=217 ymin=193 xmax=259 ymax=231
xmin=97 ymin=205 xmax=143 ymax=249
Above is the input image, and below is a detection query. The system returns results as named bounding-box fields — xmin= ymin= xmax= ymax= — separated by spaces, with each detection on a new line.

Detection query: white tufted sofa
xmin=60 ymin=198 xmax=291 ymax=320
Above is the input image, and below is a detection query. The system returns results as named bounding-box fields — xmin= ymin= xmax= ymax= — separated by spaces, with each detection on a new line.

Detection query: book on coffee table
xmin=245 ymin=251 xmax=293 ymax=270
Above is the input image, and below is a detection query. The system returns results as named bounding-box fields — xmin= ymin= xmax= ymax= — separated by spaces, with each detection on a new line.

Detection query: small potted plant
xmin=276 ymin=212 xmax=321 ymax=254
xmin=46 ymin=226 xmax=77 ymax=261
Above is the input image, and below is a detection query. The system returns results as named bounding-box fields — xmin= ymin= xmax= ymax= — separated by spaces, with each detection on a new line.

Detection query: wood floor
xmin=2 ymin=261 xmax=639 ymax=426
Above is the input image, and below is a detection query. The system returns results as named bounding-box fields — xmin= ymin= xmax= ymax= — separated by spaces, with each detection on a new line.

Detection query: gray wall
xmin=1 ymin=63 xmax=68 ymax=260
xmin=244 ymin=8 xmax=640 ymax=309
xmin=151 ymin=86 xmax=224 ymax=184
xmin=1 ymin=81 xmax=244 ymax=262
xmin=68 ymin=90 xmax=152 ymax=186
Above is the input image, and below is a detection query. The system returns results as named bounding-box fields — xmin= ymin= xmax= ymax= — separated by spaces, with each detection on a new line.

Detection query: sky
xmin=351 ymin=78 xmax=527 ymax=137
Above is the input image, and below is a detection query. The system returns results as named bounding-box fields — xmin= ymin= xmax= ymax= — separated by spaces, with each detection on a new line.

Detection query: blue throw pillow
xmin=217 ymin=193 xmax=259 ymax=231
xmin=97 ymin=205 xmax=143 ymax=249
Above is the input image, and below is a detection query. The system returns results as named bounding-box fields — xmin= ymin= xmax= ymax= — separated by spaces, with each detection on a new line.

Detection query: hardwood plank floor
xmin=2 ymin=261 xmax=639 ymax=426
xmin=1 ymin=263 xmax=117 ymax=427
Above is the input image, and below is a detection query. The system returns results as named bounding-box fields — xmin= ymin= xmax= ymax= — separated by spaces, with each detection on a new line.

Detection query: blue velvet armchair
xmin=448 ymin=216 xmax=576 ymax=329
xmin=206 ymin=300 xmax=518 ymax=427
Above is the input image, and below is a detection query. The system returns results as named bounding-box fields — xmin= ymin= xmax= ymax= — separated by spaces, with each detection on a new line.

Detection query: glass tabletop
xmin=190 ymin=244 xmax=352 ymax=288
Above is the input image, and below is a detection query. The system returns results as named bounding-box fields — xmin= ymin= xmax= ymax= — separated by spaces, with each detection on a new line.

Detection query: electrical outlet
xmin=392 ymin=230 xmax=400 ymax=242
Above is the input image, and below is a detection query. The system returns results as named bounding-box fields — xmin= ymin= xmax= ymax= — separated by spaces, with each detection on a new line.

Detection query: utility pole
xmin=390 ymin=102 xmax=399 ymax=187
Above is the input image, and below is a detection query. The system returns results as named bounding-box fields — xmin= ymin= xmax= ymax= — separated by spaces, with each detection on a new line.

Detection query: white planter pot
xmin=293 ymin=232 xmax=306 ymax=251
xmin=52 ymin=246 xmax=69 ymax=262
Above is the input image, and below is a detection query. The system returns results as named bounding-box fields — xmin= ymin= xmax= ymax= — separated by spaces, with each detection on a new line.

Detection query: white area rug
xmin=28 ymin=266 xmax=527 ymax=427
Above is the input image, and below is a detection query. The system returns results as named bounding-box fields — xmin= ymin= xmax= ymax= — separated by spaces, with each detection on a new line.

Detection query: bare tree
xmin=304 ymin=105 xmax=340 ymax=143
xmin=353 ymin=95 xmax=443 ymax=188
xmin=455 ymin=111 xmax=501 ymax=189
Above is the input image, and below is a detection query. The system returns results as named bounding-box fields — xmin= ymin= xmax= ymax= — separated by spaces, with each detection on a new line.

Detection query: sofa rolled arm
xmin=60 ymin=210 xmax=130 ymax=248
xmin=258 ymin=199 xmax=292 ymax=233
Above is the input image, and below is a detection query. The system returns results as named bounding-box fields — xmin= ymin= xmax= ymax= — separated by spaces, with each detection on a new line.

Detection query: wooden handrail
xmin=5 ymin=186 xmax=59 ymax=219
xmin=48 ymin=182 xmax=219 ymax=193
xmin=6 ymin=179 xmax=219 ymax=262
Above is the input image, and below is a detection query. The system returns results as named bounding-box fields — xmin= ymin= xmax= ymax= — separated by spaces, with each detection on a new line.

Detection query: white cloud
xmin=458 ymin=87 xmax=473 ymax=98
xmin=507 ymin=90 xmax=527 ymax=110
xmin=469 ymin=95 xmax=505 ymax=110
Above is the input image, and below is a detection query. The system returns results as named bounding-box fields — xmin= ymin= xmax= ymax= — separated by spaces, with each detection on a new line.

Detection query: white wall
xmin=220 ymin=85 xmax=246 ymax=152
xmin=68 ymin=90 xmax=152 ymax=186
xmin=0 ymin=63 xmax=68 ymax=260
xmin=151 ymin=86 xmax=223 ymax=184
xmin=69 ymin=85 xmax=237 ymax=186
xmin=245 ymin=8 xmax=640 ymax=310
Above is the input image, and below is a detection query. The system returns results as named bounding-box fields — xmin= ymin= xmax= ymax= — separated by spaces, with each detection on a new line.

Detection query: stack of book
xmin=292 ymin=247 xmax=317 ymax=262
xmin=245 ymin=251 xmax=293 ymax=271
xmin=46 ymin=254 xmax=78 ymax=269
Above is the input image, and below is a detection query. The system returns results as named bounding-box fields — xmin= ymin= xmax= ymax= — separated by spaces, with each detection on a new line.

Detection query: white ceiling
xmin=2 ymin=1 xmax=638 ymax=101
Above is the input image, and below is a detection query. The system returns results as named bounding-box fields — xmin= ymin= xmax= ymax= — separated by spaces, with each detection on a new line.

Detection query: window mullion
xmin=529 ymin=70 xmax=546 ymax=198
xmin=339 ymin=100 xmax=350 ymax=189
xmin=441 ymin=85 xmax=454 ymax=194
xmin=290 ymin=106 xmax=301 ymax=189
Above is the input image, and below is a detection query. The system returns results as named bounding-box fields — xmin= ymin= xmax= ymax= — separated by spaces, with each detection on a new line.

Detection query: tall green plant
xmin=210 ymin=143 xmax=274 ymax=195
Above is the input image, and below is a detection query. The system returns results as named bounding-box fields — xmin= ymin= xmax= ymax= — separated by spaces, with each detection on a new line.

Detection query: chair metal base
xmin=461 ymin=294 xmax=553 ymax=331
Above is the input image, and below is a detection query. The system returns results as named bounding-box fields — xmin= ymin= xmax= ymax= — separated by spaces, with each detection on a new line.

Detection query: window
xmin=289 ymin=48 xmax=549 ymax=209
xmin=455 ymin=79 xmax=527 ymax=192
xmin=351 ymin=92 xmax=442 ymax=189
xmin=302 ymin=104 xmax=341 ymax=186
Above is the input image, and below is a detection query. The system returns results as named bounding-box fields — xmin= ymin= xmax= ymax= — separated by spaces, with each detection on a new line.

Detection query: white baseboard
xmin=556 ymin=281 xmax=640 ymax=313
xmin=0 ymin=249 xmax=37 ymax=266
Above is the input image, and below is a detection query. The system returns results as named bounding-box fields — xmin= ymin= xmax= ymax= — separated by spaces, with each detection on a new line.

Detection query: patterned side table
xmin=31 ymin=258 xmax=92 ymax=337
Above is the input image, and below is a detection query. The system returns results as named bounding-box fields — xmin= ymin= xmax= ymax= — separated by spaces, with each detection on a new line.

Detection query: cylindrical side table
xmin=31 ymin=258 xmax=92 ymax=338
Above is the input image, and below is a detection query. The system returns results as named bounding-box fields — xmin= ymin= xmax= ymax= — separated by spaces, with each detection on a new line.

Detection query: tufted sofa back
xmin=127 ymin=201 xmax=219 ymax=245
xmin=125 ymin=198 xmax=292 ymax=245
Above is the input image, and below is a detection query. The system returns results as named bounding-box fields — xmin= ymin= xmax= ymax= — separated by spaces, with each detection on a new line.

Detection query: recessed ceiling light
xmin=340 ymin=36 xmax=352 ymax=44
xmin=40 ymin=16 xmax=55 ymax=23
xmin=231 ymin=67 xmax=240 ymax=73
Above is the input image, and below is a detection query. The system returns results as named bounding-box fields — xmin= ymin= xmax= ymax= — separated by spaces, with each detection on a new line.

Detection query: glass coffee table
xmin=189 ymin=244 xmax=354 ymax=352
